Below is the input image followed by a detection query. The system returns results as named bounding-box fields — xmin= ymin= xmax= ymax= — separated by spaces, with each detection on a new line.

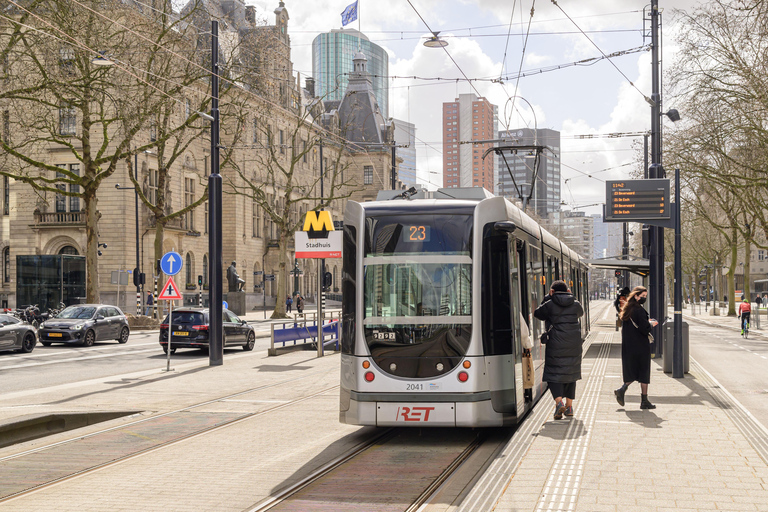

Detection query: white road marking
xmin=0 ymin=348 xmax=160 ymax=370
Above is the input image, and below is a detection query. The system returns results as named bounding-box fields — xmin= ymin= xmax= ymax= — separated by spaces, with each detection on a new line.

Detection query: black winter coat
xmin=620 ymin=305 xmax=652 ymax=383
xmin=534 ymin=292 xmax=584 ymax=383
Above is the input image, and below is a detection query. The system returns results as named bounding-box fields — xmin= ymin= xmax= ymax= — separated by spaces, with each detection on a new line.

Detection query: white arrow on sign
xmin=166 ymin=254 xmax=177 ymax=275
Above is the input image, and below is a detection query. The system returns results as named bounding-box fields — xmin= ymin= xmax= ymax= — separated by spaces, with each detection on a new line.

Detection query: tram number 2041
xmin=372 ymin=331 xmax=396 ymax=340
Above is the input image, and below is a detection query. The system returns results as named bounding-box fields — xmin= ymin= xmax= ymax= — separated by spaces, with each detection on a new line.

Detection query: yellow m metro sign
xmin=303 ymin=210 xmax=334 ymax=239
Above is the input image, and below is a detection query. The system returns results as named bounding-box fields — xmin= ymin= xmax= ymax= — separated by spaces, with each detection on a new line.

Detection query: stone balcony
xmin=33 ymin=210 xmax=85 ymax=227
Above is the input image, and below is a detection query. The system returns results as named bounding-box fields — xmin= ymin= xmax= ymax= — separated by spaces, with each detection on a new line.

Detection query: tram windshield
xmin=361 ymin=214 xmax=473 ymax=378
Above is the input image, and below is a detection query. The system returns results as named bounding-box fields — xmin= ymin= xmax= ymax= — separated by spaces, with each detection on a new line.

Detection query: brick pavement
xmin=0 ymin=302 xmax=766 ymax=511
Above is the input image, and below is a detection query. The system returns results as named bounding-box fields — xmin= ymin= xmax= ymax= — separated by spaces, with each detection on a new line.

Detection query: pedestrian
xmin=296 ymin=295 xmax=304 ymax=314
xmin=614 ymin=287 xmax=629 ymax=328
xmin=614 ymin=286 xmax=658 ymax=410
xmin=145 ymin=291 xmax=154 ymax=316
xmin=534 ymin=280 xmax=585 ymax=420
xmin=756 ymin=295 xmax=762 ymax=310
xmin=285 ymin=295 xmax=293 ymax=313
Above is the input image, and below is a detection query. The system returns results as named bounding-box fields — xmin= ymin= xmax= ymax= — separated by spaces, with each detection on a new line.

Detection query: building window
xmin=363 ymin=166 xmax=373 ymax=185
xmin=184 ymin=98 xmax=191 ymax=120
xmin=279 ymin=130 xmax=285 ymax=154
xmin=185 ymin=253 xmax=193 ymax=286
xmin=252 ymin=199 xmax=260 ymax=237
xmin=204 ymin=201 xmax=208 ymax=234
xmin=54 ymin=164 xmax=80 ymax=212
xmin=59 ymin=245 xmax=78 ymax=255
xmin=2 ymin=110 xmax=8 ymax=144
xmin=149 ymin=117 xmax=157 ymax=142
xmin=302 ymin=140 xmax=307 ymax=163
xmin=3 ymin=176 xmax=8 ymax=215
xmin=59 ymin=101 xmax=76 ymax=136
xmin=184 ymin=177 xmax=195 ymax=231
xmin=59 ymin=46 xmax=74 ymax=73
xmin=148 ymin=169 xmax=158 ymax=205
xmin=252 ymin=118 xmax=258 ymax=144
xmin=759 ymin=250 xmax=765 ymax=262
xmin=2 ymin=247 xmax=8 ymax=283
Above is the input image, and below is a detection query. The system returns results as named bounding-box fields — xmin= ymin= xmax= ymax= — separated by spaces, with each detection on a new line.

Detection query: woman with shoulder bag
xmin=534 ymin=280 xmax=584 ymax=420
xmin=614 ymin=286 xmax=658 ymax=409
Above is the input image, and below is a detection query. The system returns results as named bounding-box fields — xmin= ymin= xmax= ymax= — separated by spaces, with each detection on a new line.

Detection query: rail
xmin=269 ymin=318 xmax=339 ymax=356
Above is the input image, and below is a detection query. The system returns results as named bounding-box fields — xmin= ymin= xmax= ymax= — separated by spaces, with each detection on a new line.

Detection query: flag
xmin=341 ymin=1 xmax=358 ymax=26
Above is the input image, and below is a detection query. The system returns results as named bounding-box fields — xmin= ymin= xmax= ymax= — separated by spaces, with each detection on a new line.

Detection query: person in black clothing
xmin=614 ymin=287 xmax=630 ymax=313
xmin=615 ymin=286 xmax=659 ymax=409
xmin=534 ymin=280 xmax=585 ymax=420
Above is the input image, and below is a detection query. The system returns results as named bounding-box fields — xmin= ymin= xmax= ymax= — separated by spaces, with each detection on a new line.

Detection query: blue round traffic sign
xmin=223 ymin=301 xmax=229 ymax=310
xmin=160 ymin=251 xmax=182 ymax=276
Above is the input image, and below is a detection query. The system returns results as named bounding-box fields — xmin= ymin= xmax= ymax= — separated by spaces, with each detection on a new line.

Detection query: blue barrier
xmin=269 ymin=320 xmax=339 ymax=355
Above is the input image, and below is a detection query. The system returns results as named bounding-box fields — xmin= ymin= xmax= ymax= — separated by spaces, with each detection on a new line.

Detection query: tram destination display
xmin=605 ymin=179 xmax=670 ymax=222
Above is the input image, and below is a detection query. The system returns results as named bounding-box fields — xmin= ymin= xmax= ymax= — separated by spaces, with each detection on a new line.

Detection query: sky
xmin=246 ymin=0 xmax=701 ymax=216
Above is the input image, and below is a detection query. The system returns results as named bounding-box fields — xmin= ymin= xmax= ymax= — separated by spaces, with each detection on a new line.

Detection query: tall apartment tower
xmin=497 ymin=128 xmax=561 ymax=218
xmin=312 ymin=29 xmax=389 ymax=117
xmin=442 ymin=94 xmax=497 ymax=192
xmin=393 ymin=119 xmax=417 ymax=188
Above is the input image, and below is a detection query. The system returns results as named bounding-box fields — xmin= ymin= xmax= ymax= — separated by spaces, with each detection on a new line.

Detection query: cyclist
xmin=738 ymin=296 xmax=751 ymax=336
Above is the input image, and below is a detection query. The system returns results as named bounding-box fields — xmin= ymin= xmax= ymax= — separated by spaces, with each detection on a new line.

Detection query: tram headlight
xmin=436 ymin=362 xmax=444 ymax=372
xmin=389 ymin=363 xmax=397 ymax=372
xmin=364 ymin=371 xmax=375 ymax=382
xmin=458 ymin=371 xmax=469 ymax=382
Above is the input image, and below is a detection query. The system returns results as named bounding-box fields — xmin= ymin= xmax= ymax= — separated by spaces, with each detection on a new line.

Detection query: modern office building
xmin=442 ymin=94 xmax=497 ymax=193
xmin=393 ymin=119 xmax=417 ymax=188
xmin=497 ymin=128 xmax=561 ymax=218
xmin=312 ymin=29 xmax=389 ymax=117
xmin=543 ymin=210 xmax=594 ymax=259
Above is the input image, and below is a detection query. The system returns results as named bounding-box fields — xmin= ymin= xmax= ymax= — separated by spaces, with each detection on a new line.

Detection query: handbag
xmin=630 ymin=317 xmax=654 ymax=343
xmin=522 ymin=349 xmax=534 ymax=389
xmin=539 ymin=326 xmax=552 ymax=344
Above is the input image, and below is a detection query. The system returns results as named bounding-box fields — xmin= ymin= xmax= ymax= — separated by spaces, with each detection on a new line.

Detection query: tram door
xmin=482 ymin=228 xmax=524 ymax=417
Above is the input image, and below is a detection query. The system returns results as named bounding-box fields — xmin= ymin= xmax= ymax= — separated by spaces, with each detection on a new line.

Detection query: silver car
xmin=0 ymin=314 xmax=37 ymax=353
xmin=39 ymin=305 xmax=130 ymax=347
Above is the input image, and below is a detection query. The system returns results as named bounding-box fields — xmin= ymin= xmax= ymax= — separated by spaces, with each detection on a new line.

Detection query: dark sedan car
xmin=159 ymin=308 xmax=255 ymax=354
xmin=0 ymin=314 xmax=37 ymax=353
xmin=39 ymin=305 xmax=130 ymax=347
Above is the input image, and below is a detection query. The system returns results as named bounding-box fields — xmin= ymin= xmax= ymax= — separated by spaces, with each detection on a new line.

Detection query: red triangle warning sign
xmin=158 ymin=276 xmax=183 ymax=301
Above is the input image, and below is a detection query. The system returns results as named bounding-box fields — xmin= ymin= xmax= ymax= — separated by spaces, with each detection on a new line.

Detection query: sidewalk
xmin=1 ymin=305 xmax=767 ymax=511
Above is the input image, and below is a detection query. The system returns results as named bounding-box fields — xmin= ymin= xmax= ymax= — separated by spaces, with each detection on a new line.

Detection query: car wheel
xmin=82 ymin=330 xmax=95 ymax=347
xmin=41 ymin=342 xmax=52 ymax=347
xmin=162 ymin=346 xmax=176 ymax=354
xmin=243 ymin=332 xmax=255 ymax=351
xmin=20 ymin=332 xmax=36 ymax=353
xmin=117 ymin=327 xmax=130 ymax=344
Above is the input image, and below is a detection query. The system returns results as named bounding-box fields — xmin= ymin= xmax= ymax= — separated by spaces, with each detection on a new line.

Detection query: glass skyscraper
xmin=312 ymin=29 xmax=389 ymax=117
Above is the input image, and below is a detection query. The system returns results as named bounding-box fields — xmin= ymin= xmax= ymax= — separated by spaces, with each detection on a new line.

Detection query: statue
xmin=227 ymin=261 xmax=245 ymax=292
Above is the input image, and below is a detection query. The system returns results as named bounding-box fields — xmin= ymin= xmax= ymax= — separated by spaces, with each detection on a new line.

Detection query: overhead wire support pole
xmin=208 ymin=20 xmax=223 ymax=366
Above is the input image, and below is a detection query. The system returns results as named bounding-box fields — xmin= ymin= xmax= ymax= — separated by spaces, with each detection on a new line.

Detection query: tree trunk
xmin=153 ymin=219 xmax=166 ymax=318
xmin=744 ymin=238 xmax=752 ymax=301
xmin=728 ymin=231 xmax=737 ymax=316
xmin=85 ymin=187 xmax=100 ymax=304
xmin=271 ymin=234 xmax=288 ymax=319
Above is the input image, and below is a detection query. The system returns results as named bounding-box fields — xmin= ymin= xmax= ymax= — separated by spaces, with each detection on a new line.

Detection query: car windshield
xmin=162 ymin=312 xmax=206 ymax=324
xmin=57 ymin=306 xmax=97 ymax=319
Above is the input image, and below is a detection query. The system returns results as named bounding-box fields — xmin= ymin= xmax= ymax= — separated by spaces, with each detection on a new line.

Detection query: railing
xmin=33 ymin=211 xmax=84 ymax=226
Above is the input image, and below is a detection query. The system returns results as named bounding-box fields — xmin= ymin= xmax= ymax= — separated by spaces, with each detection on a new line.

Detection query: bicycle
xmin=741 ymin=316 xmax=750 ymax=338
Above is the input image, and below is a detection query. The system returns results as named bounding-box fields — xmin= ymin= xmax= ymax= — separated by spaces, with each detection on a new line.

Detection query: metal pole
xmin=391 ymin=142 xmax=396 ymax=190
xmin=649 ymin=0 xmax=664 ymax=357
xmin=166 ymin=300 xmax=173 ymax=372
xmin=622 ymin=222 xmax=629 ymax=287
xmin=319 ymin=141 xmax=325 ymax=324
xmin=317 ymin=259 xmax=323 ymax=358
xmin=135 ymin=152 xmax=141 ymax=316
xmin=673 ymin=169 xmax=683 ymax=378
xmin=208 ymin=20 xmax=223 ymax=366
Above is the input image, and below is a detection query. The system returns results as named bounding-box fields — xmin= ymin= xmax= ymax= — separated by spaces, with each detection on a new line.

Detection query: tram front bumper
xmin=341 ymin=397 xmax=503 ymax=427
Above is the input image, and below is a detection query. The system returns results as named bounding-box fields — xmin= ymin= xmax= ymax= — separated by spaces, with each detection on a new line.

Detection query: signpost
xmin=158 ymin=254 xmax=183 ymax=373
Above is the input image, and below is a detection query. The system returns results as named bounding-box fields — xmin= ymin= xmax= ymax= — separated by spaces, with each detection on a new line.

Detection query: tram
xmin=339 ymin=188 xmax=590 ymax=427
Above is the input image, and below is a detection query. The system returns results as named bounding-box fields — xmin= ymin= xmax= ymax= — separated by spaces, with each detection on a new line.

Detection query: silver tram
xmin=339 ymin=188 xmax=590 ymax=427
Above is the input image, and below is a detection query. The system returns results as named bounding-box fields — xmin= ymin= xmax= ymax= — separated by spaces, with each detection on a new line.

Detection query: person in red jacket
xmin=738 ymin=297 xmax=751 ymax=335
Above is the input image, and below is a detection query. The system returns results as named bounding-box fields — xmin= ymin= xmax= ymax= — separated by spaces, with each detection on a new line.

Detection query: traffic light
xmin=156 ymin=259 xmax=161 ymax=275
xmin=615 ymin=270 xmax=622 ymax=278
xmin=133 ymin=267 xmax=140 ymax=286
xmin=323 ymin=271 xmax=332 ymax=289
xmin=198 ymin=275 xmax=203 ymax=286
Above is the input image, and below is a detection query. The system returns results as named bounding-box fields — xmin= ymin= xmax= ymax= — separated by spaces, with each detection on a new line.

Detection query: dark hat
xmin=619 ymin=287 xmax=630 ymax=296
xmin=551 ymin=280 xmax=568 ymax=293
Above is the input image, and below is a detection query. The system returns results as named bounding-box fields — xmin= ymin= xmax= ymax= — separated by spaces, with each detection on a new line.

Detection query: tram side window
xmin=516 ymin=241 xmax=530 ymax=327
xmin=546 ymin=256 xmax=553 ymax=290
xmin=528 ymin=245 xmax=543 ymax=339
xmin=341 ymin=225 xmax=357 ymax=354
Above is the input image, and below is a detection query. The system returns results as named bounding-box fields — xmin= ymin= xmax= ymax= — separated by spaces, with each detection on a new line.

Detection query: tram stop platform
xmin=0 ymin=302 xmax=766 ymax=511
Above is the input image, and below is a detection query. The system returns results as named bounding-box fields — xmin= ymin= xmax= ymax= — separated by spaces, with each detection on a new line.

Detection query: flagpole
xmin=358 ymin=0 xmax=361 ymax=51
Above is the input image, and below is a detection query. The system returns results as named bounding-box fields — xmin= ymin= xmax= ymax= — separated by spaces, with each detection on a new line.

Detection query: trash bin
xmin=663 ymin=320 xmax=689 ymax=374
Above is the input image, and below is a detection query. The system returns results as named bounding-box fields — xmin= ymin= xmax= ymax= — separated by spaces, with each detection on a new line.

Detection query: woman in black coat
xmin=534 ymin=280 xmax=584 ymax=420
xmin=614 ymin=286 xmax=658 ymax=409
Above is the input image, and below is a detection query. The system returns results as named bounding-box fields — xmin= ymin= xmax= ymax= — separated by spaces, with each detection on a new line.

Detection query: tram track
xmin=0 ymin=369 xmax=339 ymax=504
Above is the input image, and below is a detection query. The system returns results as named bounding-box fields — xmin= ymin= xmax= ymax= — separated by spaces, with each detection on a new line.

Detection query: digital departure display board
xmin=605 ymin=179 xmax=670 ymax=222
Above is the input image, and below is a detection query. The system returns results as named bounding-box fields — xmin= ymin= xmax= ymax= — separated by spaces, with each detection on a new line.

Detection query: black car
xmin=0 ymin=314 xmax=37 ymax=353
xmin=38 ymin=304 xmax=130 ymax=347
xmin=159 ymin=308 xmax=255 ymax=354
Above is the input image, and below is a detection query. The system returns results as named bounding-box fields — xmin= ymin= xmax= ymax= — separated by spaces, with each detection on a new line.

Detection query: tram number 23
xmin=372 ymin=331 xmax=396 ymax=340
